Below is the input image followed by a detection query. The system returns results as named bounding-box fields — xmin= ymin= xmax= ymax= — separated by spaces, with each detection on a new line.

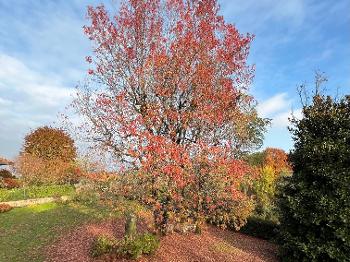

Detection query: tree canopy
xmin=23 ymin=126 xmax=76 ymax=162
xmin=74 ymin=0 xmax=268 ymax=233
xmin=278 ymin=95 xmax=350 ymax=261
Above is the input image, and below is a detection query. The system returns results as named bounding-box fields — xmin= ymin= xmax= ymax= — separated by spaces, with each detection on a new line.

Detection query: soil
xmin=45 ymin=219 xmax=278 ymax=262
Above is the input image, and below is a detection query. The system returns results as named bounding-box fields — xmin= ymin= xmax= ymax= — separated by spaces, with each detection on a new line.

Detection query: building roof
xmin=0 ymin=157 xmax=14 ymax=166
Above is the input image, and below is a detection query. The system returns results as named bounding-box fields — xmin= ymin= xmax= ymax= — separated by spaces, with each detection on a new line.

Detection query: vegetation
xmin=91 ymin=235 xmax=118 ymax=257
xmin=16 ymin=152 xmax=80 ymax=185
xmin=23 ymin=126 xmax=76 ymax=162
xmin=0 ymin=169 xmax=21 ymax=189
xmin=0 ymin=201 xmax=115 ymax=262
xmin=91 ymin=233 xmax=160 ymax=260
xmin=0 ymin=184 xmax=75 ymax=202
xmin=15 ymin=126 xmax=79 ymax=185
xmin=239 ymin=216 xmax=278 ymax=240
xmin=2 ymin=1 xmax=347 ymax=261
xmin=0 ymin=203 xmax=13 ymax=213
xmin=278 ymin=94 xmax=350 ymax=261
xmin=75 ymin=0 xmax=268 ymax=235
xmin=117 ymin=233 xmax=160 ymax=259
xmin=0 ymin=177 xmax=21 ymax=189
xmin=0 ymin=169 xmax=15 ymax=179
xmin=245 ymin=147 xmax=291 ymax=221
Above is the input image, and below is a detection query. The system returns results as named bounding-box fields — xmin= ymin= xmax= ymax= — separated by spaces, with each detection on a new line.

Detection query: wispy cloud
xmin=257 ymin=92 xmax=303 ymax=150
xmin=0 ymin=54 xmax=75 ymax=158
xmin=0 ymin=0 xmax=94 ymax=158
xmin=0 ymin=0 xmax=348 ymax=157
xmin=0 ymin=54 xmax=72 ymax=106
xmin=257 ymin=93 xmax=292 ymax=117
xmin=0 ymin=0 xmax=92 ymax=86
xmin=220 ymin=0 xmax=306 ymax=33
xmin=258 ymin=92 xmax=303 ymax=127
xmin=273 ymin=109 xmax=302 ymax=128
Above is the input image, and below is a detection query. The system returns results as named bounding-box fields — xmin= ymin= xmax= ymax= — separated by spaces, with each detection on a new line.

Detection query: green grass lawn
xmin=0 ymin=201 xmax=117 ymax=262
xmin=0 ymin=184 xmax=75 ymax=202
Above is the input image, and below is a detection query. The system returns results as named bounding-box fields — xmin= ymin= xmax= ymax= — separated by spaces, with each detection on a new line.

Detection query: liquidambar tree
xmin=75 ymin=0 xmax=267 ymax=233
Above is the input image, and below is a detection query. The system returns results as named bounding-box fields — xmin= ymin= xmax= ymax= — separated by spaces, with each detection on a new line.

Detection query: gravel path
xmin=45 ymin=220 xmax=278 ymax=262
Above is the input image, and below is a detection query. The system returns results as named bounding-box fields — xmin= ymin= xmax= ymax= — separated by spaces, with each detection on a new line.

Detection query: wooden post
xmin=125 ymin=211 xmax=137 ymax=239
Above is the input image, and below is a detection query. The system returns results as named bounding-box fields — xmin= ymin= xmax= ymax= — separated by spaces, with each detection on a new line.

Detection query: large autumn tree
xmin=74 ymin=0 xmax=267 ymax=233
xmin=23 ymin=126 xmax=77 ymax=162
xmin=17 ymin=126 xmax=78 ymax=185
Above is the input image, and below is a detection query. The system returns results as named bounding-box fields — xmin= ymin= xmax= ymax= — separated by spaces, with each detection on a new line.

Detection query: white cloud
xmin=0 ymin=97 xmax=12 ymax=106
xmin=0 ymin=54 xmax=75 ymax=158
xmin=257 ymin=93 xmax=292 ymax=117
xmin=220 ymin=0 xmax=306 ymax=31
xmin=258 ymin=92 xmax=302 ymax=128
xmin=273 ymin=108 xmax=302 ymax=128
xmin=257 ymin=93 xmax=303 ymax=151
xmin=0 ymin=54 xmax=72 ymax=106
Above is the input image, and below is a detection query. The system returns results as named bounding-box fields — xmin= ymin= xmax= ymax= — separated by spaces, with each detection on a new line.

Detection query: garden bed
xmin=0 ymin=196 xmax=279 ymax=262
xmin=46 ymin=220 xmax=278 ymax=262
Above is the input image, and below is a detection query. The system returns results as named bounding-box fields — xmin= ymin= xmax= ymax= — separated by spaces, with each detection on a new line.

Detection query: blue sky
xmin=0 ymin=0 xmax=349 ymax=159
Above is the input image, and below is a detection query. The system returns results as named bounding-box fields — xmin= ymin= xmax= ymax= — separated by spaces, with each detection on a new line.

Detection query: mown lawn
xmin=0 ymin=201 xmax=116 ymax=262
xmin=0 ymin=184 xmax=75 ymax=202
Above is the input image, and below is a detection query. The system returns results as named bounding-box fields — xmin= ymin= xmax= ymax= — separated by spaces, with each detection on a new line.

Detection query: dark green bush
xmin=239 ymin=216 xmax=279 ymax=240
xmin=278 ymin=95 xmax=350 ymax=261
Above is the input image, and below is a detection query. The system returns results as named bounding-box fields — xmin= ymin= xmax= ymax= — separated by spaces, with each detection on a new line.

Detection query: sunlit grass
xmin=0 ymin=201 xmax=117 ymax=262
xmin=0 ymin=184 xmax=75 ymax=202
xmin=211 ymin=240 xmax=243 ymax=255
xmin=29 ymin=202 xmax=58 ymax=213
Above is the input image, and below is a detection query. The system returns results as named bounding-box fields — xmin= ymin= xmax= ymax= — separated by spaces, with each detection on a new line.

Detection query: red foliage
xmin=75 ymin=0 xmax=266 ymax=232
xmin=2 ymin=178 xmax=21 ymax=189
xmin=264 ymin=148 xmax=292 ymax=175
xmin=83 ymin=171 xmax=115 ymax=182
xmin=0 ymin=203 xmax=13 ymax=213
xmin=15 ymin=154 xmax=80 ymax=185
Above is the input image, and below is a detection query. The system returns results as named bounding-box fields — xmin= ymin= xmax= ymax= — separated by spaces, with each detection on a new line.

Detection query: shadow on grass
xmin=0 ymin=201 xmax=115 ymax=262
